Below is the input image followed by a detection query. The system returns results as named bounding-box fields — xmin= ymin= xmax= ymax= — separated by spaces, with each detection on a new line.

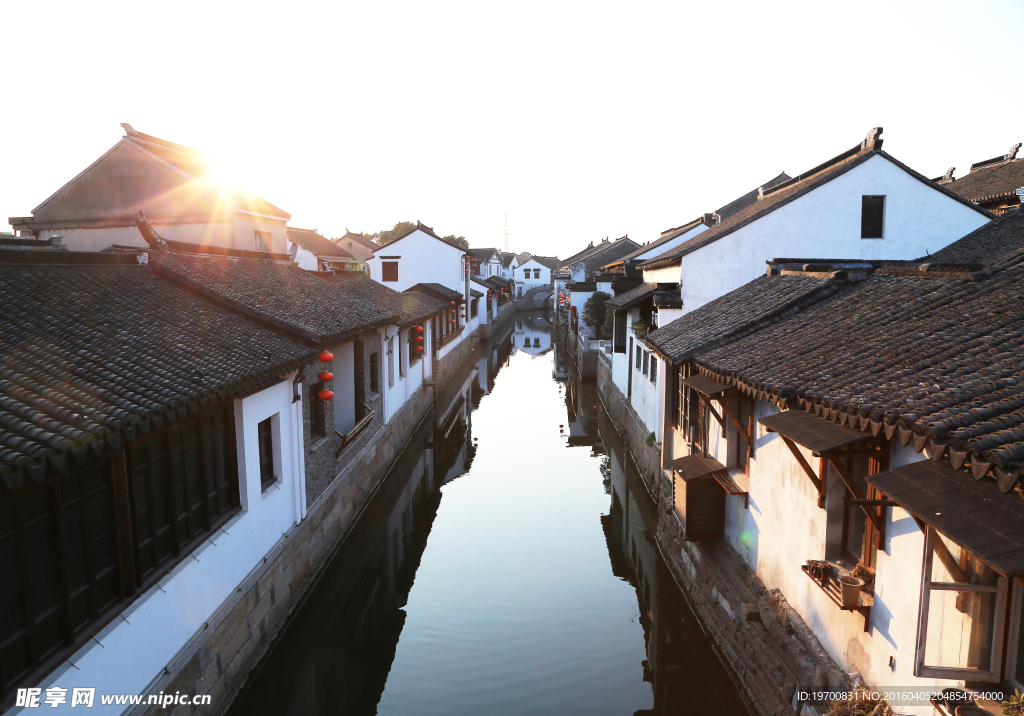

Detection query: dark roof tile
xmin=0 ymin=266 xmax=313 ymax=488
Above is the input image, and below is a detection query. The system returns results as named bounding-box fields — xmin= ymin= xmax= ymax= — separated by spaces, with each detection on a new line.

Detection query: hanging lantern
xmin=415 ymin=345 xmax=423 ymax=352
xmin=449 ymin=319 xmax=455 ymax=324
xmin=415 ymin=336 xmax=423 ymax=342
xmin=318 ymin=389 xmax=334 ymax=401
xmin=318 ymin=350 xmax=333 ymax=362
xmin=415 ymin=325 xmax=423 ymax=332
xmin=318 ymin=371 xmax=333 ymax=382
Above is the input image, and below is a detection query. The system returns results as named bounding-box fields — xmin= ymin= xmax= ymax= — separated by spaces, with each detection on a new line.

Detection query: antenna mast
xmin=503 ymin=214 xmax=509 ymax=252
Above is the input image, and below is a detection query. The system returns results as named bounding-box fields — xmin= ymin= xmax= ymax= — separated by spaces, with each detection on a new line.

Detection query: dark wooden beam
xmin=780 ymin=436 xmax=822 ymax=497
xmin=826 ymin=455 xmax=882 ymax=532
xmin=695 ymin=392 xmax=725 ymax=430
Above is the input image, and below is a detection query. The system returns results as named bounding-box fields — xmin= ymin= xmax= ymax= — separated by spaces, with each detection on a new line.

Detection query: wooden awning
xmin=680 ymin=374 xmax=729 ymax=396
xmin=671 ymin=454 xmax=728 ymax=482
xmin=868 ymin=460 xmax=1024 ymax=577
xmin=759 ymin=410 xmax=867 ymax=454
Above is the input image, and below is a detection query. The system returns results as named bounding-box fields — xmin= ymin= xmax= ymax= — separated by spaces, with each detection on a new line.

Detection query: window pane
xmin=924 ymin=587 xmax=997 ymax=671
xmin=258 ymin=418 xmax=274 ymax=489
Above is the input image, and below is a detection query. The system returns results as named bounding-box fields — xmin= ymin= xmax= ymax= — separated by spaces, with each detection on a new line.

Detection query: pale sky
xmin=2 ymin=0 xmax=1022 ymax=258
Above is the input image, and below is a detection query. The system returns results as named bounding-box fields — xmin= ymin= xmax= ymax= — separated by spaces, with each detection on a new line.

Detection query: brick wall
xmin=132 ymin=382 xmax=435 ymax=716
xmin=305 ymin=331 xmax=385 ymax=506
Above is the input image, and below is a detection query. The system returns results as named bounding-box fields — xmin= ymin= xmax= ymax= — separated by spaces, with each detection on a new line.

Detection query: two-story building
xmin=638 ymin=210 xmax=1024 ymax=715
xmin=603 ymin=128 xmax=993 ymax=489
xmin=9 ymin=124 xmax=291 ymax=254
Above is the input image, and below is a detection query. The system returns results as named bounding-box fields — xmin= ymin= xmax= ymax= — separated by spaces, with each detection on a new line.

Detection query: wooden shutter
xmin=861 ymin=196 xmax=885 ymax=238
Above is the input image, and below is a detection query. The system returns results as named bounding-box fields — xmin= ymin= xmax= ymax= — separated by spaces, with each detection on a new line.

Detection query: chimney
xmin=861 ymin=127 xmax=884 ymax=152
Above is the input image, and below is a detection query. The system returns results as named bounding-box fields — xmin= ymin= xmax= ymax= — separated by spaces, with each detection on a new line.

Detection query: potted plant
xmin=631 ymin=321 xmax=647 ymax=337
xmin=839 ymin=575 xmax=864 ymax=607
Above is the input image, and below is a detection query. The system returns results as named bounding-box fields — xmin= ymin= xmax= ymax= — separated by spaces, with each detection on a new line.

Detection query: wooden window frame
xmin=915 ymin=526 xmax=1008 ymax=682
xmin=381 ymin=261 xmax=399 ymax=282
xmin=254 ymin=231 xmax=272 ymax=253
xmin=649 ymin=356 xmax=657 ymax=385
xmin=0 ymin=403 xmax=240 ymax=705
xmin=257 ymin=417 xmax=276 ymax=492
xmin=369 ymin=352 xmax=380 ymax=394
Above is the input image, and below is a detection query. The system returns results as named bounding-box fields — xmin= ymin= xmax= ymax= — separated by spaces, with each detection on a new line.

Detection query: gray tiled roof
xmin=153 ymin=253 xmax=396 ymax=344
xmin=606 ymin=283 xmax=660 ymax=310
xmin=288 ymin=227 xmax=354 ymax=258
xmin=0 ymin=264 xmax=313 ymax=488
xmin=923 ymin=209 xmax=1024 ymax=270
xmin=694 ymin=237 xmax=1024 ymax=474
xmin=645 ymin=274 xmax=839 ymax=363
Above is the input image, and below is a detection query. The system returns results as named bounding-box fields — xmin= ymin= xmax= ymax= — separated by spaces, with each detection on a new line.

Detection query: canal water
xmin=231 ymin=313 xmax=750 ymax=716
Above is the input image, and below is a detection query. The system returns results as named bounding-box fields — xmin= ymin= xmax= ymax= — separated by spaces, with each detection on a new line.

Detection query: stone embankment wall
xmin=132 ymin=353 xmax=455 ymax=716
xmin=597 ymin=358 xmax=850 ymax=716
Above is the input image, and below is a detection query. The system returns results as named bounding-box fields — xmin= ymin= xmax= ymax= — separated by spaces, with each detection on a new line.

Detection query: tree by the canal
xmin=582 ymin=291 xmax=612 ymax=339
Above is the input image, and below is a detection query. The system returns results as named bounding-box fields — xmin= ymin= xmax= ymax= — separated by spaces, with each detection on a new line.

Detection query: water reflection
xmin=230 ymin=316 xmax=748 ymax=716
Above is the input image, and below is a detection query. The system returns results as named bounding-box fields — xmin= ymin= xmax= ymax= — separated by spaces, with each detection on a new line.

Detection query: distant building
xmin=9 ymin=124 xmax=291 ymax=254
xmin=938 ymin=141 xmax=1024 ymax=215
xmin=335 ymin=230 xmax=378 ymax=261
xmin=288 ymin=227 xmax=362 ymax=272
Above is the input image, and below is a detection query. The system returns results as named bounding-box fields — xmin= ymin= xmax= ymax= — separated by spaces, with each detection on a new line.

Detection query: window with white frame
xmin=915 ymin=526 xmax=1008 ymax=682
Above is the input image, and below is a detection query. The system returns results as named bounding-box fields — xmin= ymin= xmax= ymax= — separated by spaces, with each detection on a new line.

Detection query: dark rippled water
xmin=231 ymin=314 xmax=750 ymax=716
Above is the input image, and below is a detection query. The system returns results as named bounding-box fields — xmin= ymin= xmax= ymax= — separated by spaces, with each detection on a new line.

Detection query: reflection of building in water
xmin=228 ymin=418 xmax=440 ymax=716
xmin=234 ymin=339 xmax=522 ymax=716
xmin=554 ymin=337 xmax=601 ymax=447
xmin=599 ymin=413 xmax=751 ymax=716
xmin=511 ymin=310 xmax=553 ymax=356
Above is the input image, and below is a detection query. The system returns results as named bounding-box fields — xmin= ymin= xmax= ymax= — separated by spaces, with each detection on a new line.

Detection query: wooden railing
xmin=335 ymin=402 xmax=374 ymax=458
xmin=439 ymin=324 xmax=464 ymax=348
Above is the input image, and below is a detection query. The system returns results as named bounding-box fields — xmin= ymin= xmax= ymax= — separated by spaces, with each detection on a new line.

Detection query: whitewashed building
xmin=614 ymin=128 xmax=992 ymax=450
xmin=641 ymin=213 xmax=1024 ymax=713
xmin=9 ymin=124 xmax=291 ymax=255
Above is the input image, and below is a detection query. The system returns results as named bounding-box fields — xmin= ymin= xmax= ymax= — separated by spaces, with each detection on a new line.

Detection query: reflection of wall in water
xmin=598 ymin=412 xmax=753 ymax=716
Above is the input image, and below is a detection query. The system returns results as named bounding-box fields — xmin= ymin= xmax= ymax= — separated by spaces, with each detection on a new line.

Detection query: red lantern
xmin=415 ymin=346 xmax=423 ymax=352
xmin=318 ymin=389 xmax=334 ymax=401
xmin=449 ymin=319 xmax=455 ymax=324
xmin=415 ymin=326 xmax=423 ymax=332
xmin=318 ymin=350 xmax=333 ymax=362
xmin=416 ymin=336 xmax=423 ymax=342
xmin=318 ymin=371 xmax=333 ymax=382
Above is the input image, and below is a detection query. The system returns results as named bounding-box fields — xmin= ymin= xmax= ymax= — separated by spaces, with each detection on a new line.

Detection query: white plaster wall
xmin=49 ymin=221 xmax=236 ymax=253
xmin=679 ymin=155 xmax=990 ymax=314
xmin=289 ymin=242 xmax=320 ymax=271
xmin=331 ymin=341 xmax=356 ymax=434
xmin=631 ymin=223 xmax=708 ymax=263
xmin=32 ymin=379 xmax=304 ymax=715
xmin=337 ymin=237 xmax=375 ymax=261
xmin=366 ymin=230 xmax=464 ymax=294
xmin=232 ymin=212 xmax=288 ymax=254
xmin=515 ymin=259 xmax=553 ymax=291
xmin=641 ymin=264 xmax=682 ymax=285
xmin=706 ymin=398 xmax=965 ymax=714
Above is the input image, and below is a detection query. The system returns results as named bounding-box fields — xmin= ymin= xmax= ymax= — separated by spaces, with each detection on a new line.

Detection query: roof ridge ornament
xmin=861 ymin=127 xmax=883 ymax=152
xmin=943 ymin=167 xmax=955 ymax=181
xmin=1007 ymin=143 xmax=1022 ymax=161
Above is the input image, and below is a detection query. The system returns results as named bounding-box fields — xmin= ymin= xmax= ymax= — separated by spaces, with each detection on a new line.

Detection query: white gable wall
xmin=367 ymin=230 xmax=464 ymax=294
xmin=679 ymin=155 xmax=989 ymax=313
